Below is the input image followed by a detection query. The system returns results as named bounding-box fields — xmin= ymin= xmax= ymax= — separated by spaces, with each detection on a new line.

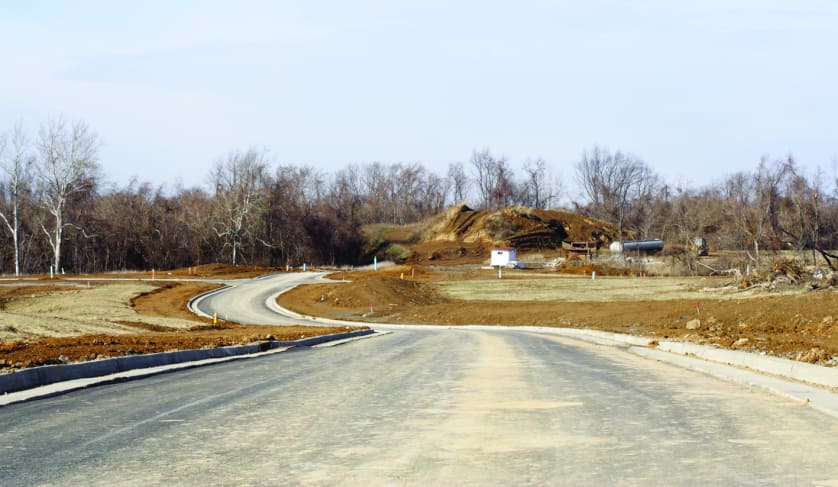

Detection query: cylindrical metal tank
xmin=609 ymin=239 xmax=664 ymax=254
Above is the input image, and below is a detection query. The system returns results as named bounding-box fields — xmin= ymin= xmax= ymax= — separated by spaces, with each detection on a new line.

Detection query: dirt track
xmin=278 ymin=266 xmax=838 ymax=366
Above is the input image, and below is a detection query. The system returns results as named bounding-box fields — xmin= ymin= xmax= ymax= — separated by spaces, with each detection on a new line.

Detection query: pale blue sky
xmin=1 ymin=1 xmax=836 ymax=192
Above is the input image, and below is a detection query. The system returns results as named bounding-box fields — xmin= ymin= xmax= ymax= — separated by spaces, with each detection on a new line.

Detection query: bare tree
xmin=470 ymin=148 xmax=519 ymax=209
xmin=780 ymin=165 xmax=838 ymax=268
xmin=522 ymin=157 xmax=553 ymax=209
xmin=330 ymin=165 xmax=364 ymax=226
xmin=575 ymin=146 xmax=655 ymax=248
xmin=260 ymin=164 xmax=325 ymax=267
xmin=724 ymin=159 xmax=791 ymax=269
xmin=0 ymin=122 xmax=33 ymax=275
xmin=447 ymin=161 xmax=469 ymax=205
xmin=35 ymin=118 xmax=99 ymax=274
xmin=211 ymin=148 xmax=268 ymax=266
xmin=470 ymin=148 xmax=499 ymax=209
xmin=422 ymin=171 xmax=449 ymax=216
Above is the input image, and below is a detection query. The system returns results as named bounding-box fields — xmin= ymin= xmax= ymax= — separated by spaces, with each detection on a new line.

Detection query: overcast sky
xmin=1 ymin=1 xmax=836 ymax=193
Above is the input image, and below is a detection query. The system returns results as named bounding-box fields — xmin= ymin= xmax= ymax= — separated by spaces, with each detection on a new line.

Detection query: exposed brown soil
xmin=376 ymin=204 xmax=620 ymax=265
xmin=0 ymin=323 xmax=358 ymax=370
xmin=130 ymin=282 xmax=221 ymax=323
xmin=279 ymin=266 xmax=838 ymax=366
xmin=552 ymin=263 xmax=631 ymax=276
xmin=426 ymin=204 xmax=619 ymax=248
xmin=0 ymin=266 xmax=365 ymax=372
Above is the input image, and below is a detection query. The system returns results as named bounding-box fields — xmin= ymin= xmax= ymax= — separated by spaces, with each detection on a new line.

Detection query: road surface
xmin=192 ymin=272 xmax=333 ymax=325
xmin=2 ymin=273 xmax=837 ymax=485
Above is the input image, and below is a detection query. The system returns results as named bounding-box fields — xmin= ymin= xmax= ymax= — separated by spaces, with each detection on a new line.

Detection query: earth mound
xmin=371 ymin=205 xmax=621 ymax=264
xmin=423 ymin=204 xmax=618 ymax=249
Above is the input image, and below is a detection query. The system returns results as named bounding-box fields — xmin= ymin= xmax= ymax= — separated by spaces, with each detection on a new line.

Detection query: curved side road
xmin=190 ymin=272 xmax=333 ymax=325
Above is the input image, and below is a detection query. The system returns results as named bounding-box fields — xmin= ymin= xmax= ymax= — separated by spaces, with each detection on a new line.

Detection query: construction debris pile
xmin=706 ymin=260 xmax=838 ymax=294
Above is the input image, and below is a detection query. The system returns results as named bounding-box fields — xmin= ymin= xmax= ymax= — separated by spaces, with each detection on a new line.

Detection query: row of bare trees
xmin=0 ymin=122 xmax=542 ymax=273
xmin=0 ymin=119 xmax=99 ymax=276
xmin=468 ymin=148 xmax=560 ymax=210
xmin=573 ymin=146 xmax=838 ymax=271
xmin=2 ymin=119 xmax=837 ymax=274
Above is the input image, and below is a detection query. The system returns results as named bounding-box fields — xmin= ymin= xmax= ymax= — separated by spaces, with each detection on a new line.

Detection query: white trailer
xmin=491 ymin=248 xmax=517 ymax=267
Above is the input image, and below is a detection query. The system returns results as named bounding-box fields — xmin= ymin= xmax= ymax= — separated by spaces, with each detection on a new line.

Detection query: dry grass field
xmin=434 ymin=274 xmax=798 ymax=302
xmin=0 ymin=282 xmax=203 ymax=341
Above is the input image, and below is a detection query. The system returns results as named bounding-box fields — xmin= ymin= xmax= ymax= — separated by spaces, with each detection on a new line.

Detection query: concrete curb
xmin=655 ymin=340 xmax=838 ymax=389
xmin=187 ymin=285 xmax=233 ymax=319
xmin=0 ymin=329 xmax=375 ymax=397
xmin=629 ymin=346 xmax=838 ymax=419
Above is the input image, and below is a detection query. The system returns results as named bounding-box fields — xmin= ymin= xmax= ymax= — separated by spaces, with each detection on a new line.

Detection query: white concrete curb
xmin=187 ymin=284 xmax=233 ymax=319
xmin=0 ymin=329 xmax=376 ymax=402
xmin=630 ymin=347 xmax=838 ymax=419
xmin=655 ymin=340 xmax=838 ymax=389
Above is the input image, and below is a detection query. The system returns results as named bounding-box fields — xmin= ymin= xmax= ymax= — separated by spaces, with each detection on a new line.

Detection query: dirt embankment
xmin=279 ymin=266 xmax=838 ymax=366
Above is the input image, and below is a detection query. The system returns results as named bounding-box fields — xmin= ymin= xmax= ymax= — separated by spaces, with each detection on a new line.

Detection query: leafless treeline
xmin=1 ymin=120 xmax=837 ymax=274
xmin=574 ymin=146 xmax=838 ymax=272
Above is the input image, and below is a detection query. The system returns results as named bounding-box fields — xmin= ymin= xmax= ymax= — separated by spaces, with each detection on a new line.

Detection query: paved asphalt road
xmin=2 ymin=274 xmax=838 ymax=485
xmin=193 ymin=272 xmax=333 ymax=325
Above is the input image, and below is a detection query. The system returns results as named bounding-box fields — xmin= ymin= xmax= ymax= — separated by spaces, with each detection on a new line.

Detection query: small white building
xmin=490 ymin=247 xmax=517 ymax=267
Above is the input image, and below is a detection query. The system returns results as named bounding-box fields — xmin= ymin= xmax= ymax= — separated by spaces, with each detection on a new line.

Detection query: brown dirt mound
xmin=429 ymin=204 xmax=619 ymax=249
xmin=372 ymin=205 xmax=621 ymax=265
xmin=312 ymin=266 xmax=447 ymax=319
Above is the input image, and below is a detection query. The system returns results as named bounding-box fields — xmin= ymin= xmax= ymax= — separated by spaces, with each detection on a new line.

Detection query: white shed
xmin=490 ymin=248 xmax=516 ymax=267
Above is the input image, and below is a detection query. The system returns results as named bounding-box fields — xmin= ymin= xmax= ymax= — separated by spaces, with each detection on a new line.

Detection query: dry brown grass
xmin=0 ymin=282 xmax=204 ymax=341
xmin=434 ymin=274 xmax=800 ymax=303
